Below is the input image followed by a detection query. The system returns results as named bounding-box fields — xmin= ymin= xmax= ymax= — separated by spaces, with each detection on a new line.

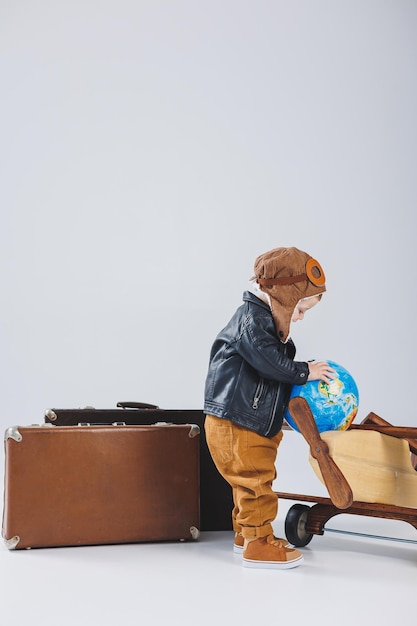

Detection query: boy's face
xmin=291 ymin=295 xmax=321 ymax=323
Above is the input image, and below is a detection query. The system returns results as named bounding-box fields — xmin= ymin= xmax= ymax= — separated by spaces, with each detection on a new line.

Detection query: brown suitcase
xmin=44 ymin=403 xmax=233 ymax=532
xmin=2 ymin=422 xmax=200 ymax=550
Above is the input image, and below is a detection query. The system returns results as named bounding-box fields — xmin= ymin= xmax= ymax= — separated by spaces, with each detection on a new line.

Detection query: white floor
xmin=0 ymin=498 xmax=415 ymax=626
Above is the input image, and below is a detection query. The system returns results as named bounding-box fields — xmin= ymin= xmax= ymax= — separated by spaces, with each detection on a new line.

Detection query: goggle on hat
xmin=252 ymin=246 xmax=326 ymax=342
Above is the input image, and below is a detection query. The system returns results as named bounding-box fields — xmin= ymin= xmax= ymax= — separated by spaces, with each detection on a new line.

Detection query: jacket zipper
xmin=265 ymin=343 xmax=288 ymax=436
xmin=252 ymin=380 xmax=264 ymax=409
xmin=265 ymin=383 xmax=283 ymax=436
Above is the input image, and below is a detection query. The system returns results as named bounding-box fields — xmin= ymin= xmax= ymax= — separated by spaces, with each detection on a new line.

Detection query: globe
xmin=284 ymin=360 xmax=359 ymax=433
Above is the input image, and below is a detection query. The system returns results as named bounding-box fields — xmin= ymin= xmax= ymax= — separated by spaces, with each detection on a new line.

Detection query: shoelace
xmin=267 ymin=536 xmax=288 ymax=548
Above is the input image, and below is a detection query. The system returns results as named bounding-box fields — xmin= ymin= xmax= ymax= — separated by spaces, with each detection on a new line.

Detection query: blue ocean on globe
xmin=284 ymin=360 xmax=359 ymax=433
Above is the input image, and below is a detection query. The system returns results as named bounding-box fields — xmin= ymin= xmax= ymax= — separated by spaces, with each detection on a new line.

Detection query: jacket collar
xmin=242 ymin=290 xmax=271 ymax=312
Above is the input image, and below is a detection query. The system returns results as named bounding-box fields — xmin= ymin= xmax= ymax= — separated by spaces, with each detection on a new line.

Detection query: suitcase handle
xmin=116 ymin=401 xmax=160 ymax=410
xmin=77 ymin=422 xmax=127 ymax=426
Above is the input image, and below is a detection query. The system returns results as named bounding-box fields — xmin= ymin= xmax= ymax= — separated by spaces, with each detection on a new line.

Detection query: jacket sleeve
xmin=235 ymin=309 xmax=309 ymax=385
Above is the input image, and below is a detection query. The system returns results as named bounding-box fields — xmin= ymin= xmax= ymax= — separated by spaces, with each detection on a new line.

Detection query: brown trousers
xmin=205 ymin=415 xmax=283 ymax=539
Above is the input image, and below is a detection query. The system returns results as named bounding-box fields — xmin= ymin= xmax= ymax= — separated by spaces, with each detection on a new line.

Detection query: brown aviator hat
xmin=252 ymin=246 xmax=326 ymax=342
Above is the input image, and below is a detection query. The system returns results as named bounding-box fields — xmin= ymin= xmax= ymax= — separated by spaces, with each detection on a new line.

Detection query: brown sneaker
xmin=233 ymin=532 xmax=245 ymax=554
xmin=234 ymin=532 xmax=289 ymax=554
xmin=242 ymin=535 xmax=303 ymax=569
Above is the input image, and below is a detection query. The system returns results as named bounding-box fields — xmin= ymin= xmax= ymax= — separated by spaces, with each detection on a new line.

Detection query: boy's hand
xmin=307 ymin=361 xmax=336 ymax=384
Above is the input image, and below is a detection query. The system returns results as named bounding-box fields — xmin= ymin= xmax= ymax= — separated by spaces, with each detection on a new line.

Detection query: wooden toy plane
xmin=276 ymin=397 xmax=417 ymax=547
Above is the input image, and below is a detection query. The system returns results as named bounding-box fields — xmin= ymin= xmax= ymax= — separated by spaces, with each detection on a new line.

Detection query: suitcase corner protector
xmin=190 ymin=526 xmax=200 ymax=540
xmin=188 ymin=424 xmax=200 ymax=438
xmin=3 ymin=534 xmax=21 ymax=550
xmin=44 ymin=409 xmax=57 ymax=421
xmin=4 ymin=426 xmax=22 ymax=443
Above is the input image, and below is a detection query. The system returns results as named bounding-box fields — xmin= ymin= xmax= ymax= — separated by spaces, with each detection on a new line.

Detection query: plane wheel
xmin=285 ymin=504 xmax=314 ymax=547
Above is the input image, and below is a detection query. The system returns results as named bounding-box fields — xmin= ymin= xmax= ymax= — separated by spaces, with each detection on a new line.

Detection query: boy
xmin=203 ymin=246 xmax=335 ymax=569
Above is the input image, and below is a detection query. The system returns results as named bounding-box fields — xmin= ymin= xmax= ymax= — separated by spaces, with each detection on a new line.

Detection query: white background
xmin=1 ymin=1 xmax=416 ymax=459
xmin=0 ymin=5 xmax=416 ymax=625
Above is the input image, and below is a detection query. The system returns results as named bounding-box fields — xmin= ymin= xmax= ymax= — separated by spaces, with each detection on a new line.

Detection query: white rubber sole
xmin=242 ymin=554 xmax=303 ymax=569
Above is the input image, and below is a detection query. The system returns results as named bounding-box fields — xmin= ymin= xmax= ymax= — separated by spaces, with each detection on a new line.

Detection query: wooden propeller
xmin=287 ymin=396 xmax=353 ymax=509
